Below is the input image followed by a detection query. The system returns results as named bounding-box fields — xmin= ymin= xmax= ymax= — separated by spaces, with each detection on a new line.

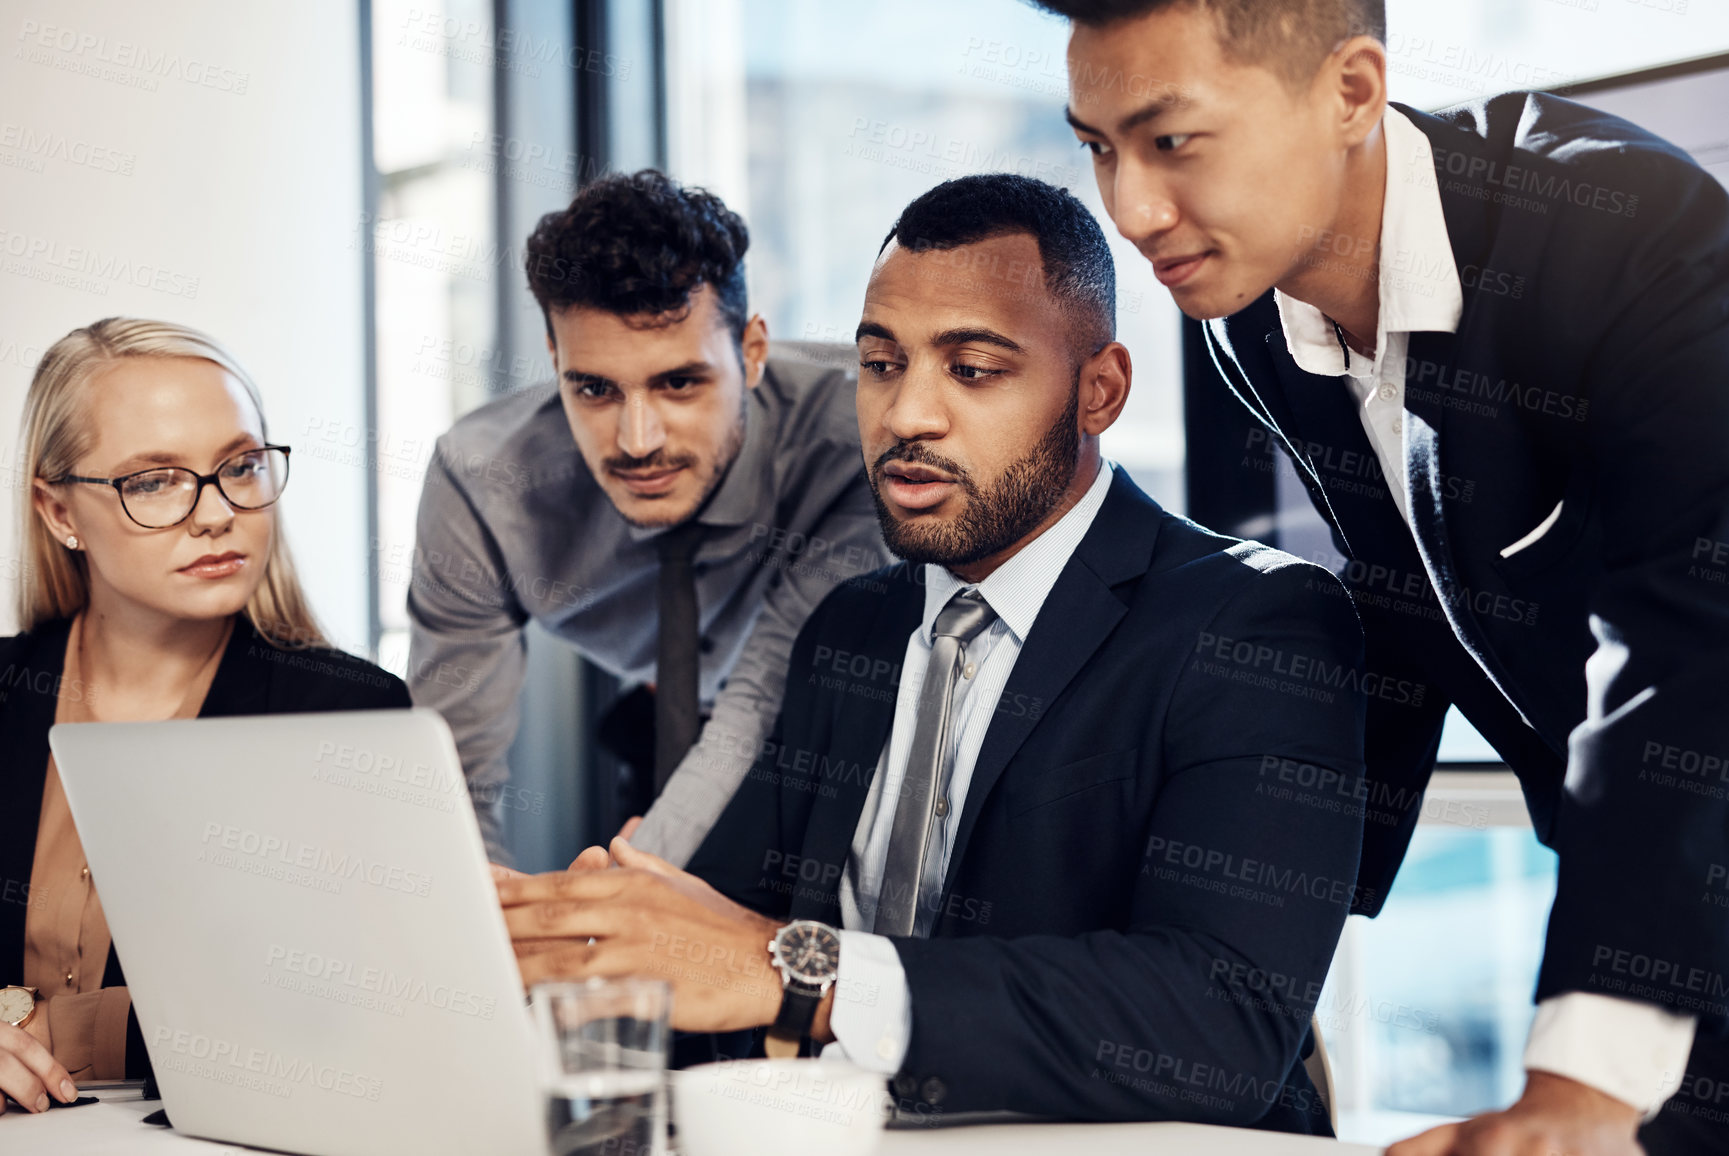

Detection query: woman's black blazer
xmin=0 ymin=615 xmax=410 ymax=1073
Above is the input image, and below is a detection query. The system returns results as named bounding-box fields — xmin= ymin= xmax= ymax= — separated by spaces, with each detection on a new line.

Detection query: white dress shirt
xmin=1274 ymin=106 xmax=1695 ymax=1118
xmin=821 ymin=459 xmax=1116 ymax=1073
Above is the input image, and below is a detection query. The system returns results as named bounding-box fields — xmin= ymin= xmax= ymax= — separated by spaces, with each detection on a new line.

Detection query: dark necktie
xmin=654 ymin=519 xmax=706 ymax=793
xmin=872 ymin=589 xmax=998 ymax=937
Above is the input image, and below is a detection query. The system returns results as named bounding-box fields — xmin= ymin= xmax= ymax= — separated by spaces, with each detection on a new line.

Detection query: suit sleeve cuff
xmin=1524 ymin=991 xmax=1695 ymax=1119
xmin=819 ymin=931 xmax=911 ymax=1074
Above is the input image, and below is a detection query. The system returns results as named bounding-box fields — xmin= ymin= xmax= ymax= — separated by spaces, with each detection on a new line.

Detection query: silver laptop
xmin=50 ymin=708 xmax=544 ymax=1156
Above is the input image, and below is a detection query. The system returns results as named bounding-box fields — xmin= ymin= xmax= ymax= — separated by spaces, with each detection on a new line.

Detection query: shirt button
xmin=934 ymin=798 xmax=949 ymax=818
xmin=962 ymin=663 xmax=975 ymax=680
xmin=65 ymin=972 xmax=75 ymax=986
xmin=920 ymin=1077 xmax=948 ymax=1105
xmin=1392 ymin=418 xmax=1405 ymax=436
xmin=1378 ymin=385 xmax=1397 ymax=401
xmin=877 ymin=1038 xmax=899 ymax=1061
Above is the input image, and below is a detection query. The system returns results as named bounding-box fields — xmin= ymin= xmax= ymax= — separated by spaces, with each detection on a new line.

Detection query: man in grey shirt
xmin=407 ymin=170 xmax=887 ymax=865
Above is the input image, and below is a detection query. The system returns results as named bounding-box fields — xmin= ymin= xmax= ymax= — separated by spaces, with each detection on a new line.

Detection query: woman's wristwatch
xmin=764 ymin=920 xmax=841 ymax=1058
xmin=0 ymin=986 xmax=41 ymax=1030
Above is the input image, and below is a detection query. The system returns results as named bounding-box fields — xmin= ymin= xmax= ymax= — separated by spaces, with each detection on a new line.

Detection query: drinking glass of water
xmin=532 ymin=978 xmax=673 ymax=1156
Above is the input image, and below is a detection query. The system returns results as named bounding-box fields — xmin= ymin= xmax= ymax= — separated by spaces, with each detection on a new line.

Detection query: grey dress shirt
xmin=406 ymin=344 xmax=889 ymax=863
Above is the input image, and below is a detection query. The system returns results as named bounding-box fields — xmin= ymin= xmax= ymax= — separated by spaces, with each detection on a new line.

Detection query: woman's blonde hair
xmin=18 ymin=317 xmax=327 ymax=648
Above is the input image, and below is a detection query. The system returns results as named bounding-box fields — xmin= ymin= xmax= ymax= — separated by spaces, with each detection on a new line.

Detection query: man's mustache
xmin=603 ymin=450 xmax=697 ymax=473
xmin=870 ymin=442 xmax=974 ymax=488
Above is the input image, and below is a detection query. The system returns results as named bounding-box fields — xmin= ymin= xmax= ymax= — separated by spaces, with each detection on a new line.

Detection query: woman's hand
xmin=0 ymin=1017 xmax=77 ymax=1115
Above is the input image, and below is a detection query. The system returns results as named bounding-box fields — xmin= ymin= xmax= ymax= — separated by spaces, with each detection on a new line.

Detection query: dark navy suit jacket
xmin=689 ymin=471 xmax=1369 ymax=1132
xmin=1205 ymin=94 xmax=1729 ymax=1028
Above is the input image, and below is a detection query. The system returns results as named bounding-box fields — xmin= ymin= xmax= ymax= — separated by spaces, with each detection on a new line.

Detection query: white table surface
xmin=1 ymin=1097 xmax=1384 ymax=1155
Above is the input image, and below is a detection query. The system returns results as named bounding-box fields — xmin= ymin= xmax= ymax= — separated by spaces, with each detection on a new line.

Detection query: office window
xmin=1323 ymin=821 xmax=1560 ymax=1143
xmin=368 ymin=0 xmax=503 ymax=672
xmin=662 ymin=0 xmax=1187 ymax=507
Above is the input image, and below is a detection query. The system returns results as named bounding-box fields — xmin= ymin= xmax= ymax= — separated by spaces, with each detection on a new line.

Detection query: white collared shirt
xmin=1273 ymin=106 xmax=1694 ymax=1118
xmin=822 ymin=460 xmax=1116 ymax=1072
xmin=1274 ymin=105 xmax=1465 ymax=522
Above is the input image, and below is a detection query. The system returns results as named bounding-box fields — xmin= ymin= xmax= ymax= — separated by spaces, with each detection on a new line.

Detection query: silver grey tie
xmin=872 ymin=589 xmax=998 ymax=937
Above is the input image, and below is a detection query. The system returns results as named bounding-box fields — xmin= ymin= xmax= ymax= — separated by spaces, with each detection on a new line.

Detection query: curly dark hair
xmin=1030 ymin=0 xmax=1385 ymax=85
xmin=524 ymin=169 xmax=750 ymax=347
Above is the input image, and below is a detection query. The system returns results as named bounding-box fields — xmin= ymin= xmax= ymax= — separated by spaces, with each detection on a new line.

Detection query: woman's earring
xmin=65 ymin=535 xmax=79 ymax=550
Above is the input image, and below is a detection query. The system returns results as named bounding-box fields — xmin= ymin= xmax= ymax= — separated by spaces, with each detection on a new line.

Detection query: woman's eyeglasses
xmin=54 ymin=445 xmax=292 ymax=529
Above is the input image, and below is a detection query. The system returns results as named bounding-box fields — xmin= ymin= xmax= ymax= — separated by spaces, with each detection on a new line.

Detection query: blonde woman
xmin=0 ymin=318 xmax=408 ymax=1114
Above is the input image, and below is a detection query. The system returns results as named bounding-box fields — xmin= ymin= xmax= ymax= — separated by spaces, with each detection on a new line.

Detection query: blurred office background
xmin=3 ymin=0 xmax=1727 ymax=1142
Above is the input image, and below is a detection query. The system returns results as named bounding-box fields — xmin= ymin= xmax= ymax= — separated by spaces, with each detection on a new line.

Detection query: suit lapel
xmin=1265 ymin=335 xmax=1369 ymax=553
xmin=1397 ymin=104 xmax=1502 ymax=669
xmin=788 ymin=567 xmax=921 ymax=922
xmin=942 ymin=473 xmax=1158 ymax=883
xmin=1204 ymin=315 xmax=1357 ymax=556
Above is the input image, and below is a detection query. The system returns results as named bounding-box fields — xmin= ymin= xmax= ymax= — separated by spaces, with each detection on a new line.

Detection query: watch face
xmin=0 ymin=988 xmax=32 ymax=1025
xmin=774 ymin=921 xmax=841 ymax=986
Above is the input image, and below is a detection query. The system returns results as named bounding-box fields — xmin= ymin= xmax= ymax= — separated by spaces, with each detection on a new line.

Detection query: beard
xmin=604 ymin=393 xmax=747 ymax=529
xmin=868 ymin=382 xmax=1080 ymax=568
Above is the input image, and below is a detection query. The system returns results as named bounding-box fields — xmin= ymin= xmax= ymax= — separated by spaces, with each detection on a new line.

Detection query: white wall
xmin=0 ymin=0 xmax=369 ymax=648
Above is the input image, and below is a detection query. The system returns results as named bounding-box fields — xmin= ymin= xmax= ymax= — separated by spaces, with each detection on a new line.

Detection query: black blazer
xmin=1205 ymin=94 xmax=1729 ymax=1026
xmin=0 ymin=614 xmax=410 ymax=1072
xmin=689 ymin=471 xmax=1368 ymax=1132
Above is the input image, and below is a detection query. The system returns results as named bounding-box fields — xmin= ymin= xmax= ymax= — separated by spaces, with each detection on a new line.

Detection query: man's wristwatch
xmin=765 ymin=920 xmax=841 ymax=1058
xmin=0 ymin=986 xmax=40 ymax=1030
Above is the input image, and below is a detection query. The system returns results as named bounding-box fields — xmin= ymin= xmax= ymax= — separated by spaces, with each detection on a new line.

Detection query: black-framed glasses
xmin=54 ymin=445 xmax=293 ymax=529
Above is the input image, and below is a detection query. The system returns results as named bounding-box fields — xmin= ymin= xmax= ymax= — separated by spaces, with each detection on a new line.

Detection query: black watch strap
xmin=768 ymin=981 xmax=823 ymax=1044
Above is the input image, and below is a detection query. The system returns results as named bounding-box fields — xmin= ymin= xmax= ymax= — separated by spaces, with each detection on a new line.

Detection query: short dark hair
xmin=880 ymin=174 xmax=1115 ymax=359
xmin=1032 ymin=0 xmax=1386 ymax=86
xmin=525 ymin=169 xmax=750 ymax=346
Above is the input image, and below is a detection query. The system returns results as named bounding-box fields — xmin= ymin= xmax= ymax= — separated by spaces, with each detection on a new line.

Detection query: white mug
xmin=671 ymin=1058 xmax=890 ymax=1156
